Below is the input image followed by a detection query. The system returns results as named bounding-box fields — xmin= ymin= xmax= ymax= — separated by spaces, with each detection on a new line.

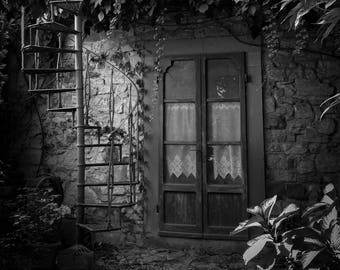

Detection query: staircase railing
xmin=21 ymin=0 xmax=143 ymax=248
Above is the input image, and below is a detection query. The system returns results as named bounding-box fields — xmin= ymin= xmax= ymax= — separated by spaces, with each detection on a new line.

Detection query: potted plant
xmin=0 ymin=187 xmax=71 ymax=269
xmin=231 ymin=183 xmax=340 ymax=270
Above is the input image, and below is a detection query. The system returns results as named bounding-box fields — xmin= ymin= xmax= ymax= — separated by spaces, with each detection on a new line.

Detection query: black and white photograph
xmin=1 ymin=0 xmax=340 ymax=269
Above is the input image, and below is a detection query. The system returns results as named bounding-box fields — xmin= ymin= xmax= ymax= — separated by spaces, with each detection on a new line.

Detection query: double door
xmin=159 ymin=53 xmax=247 ymax=239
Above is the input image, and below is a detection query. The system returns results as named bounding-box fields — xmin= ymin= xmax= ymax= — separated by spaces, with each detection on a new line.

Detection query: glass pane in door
xmin=207 ymin=102 xmax=240 ymax=142
xmin=207 ymin=59 xmax=240 ymax=99
xmin=165 ymin=145 xmax=196 ymax=183
xmin=207 ymin=145 xmax=243 ymax=185
xmin=165 ymin=103 xmax=196 ymax=141
xmin=165 ymin=60 xmax=196 ymax=100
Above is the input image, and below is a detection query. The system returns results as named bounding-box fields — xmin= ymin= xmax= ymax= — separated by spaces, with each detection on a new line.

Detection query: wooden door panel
xmin=202 ymin=53 xmax=247 ymax=239
xmin=205 ymin=192 xmax=246 ymax=236
xmin=163 ymin=191 xmax=196 ymax=225
xmin=160 ymin=56 xmax=202 ymax=235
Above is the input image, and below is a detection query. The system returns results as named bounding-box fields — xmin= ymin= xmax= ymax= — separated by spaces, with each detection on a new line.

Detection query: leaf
xmin=321 ymin=206 xmax=337 ymax=230
xmin=302 ymin=202 xmax=329 ymax=218
xmin=330 ymin=223 xmax=340 ymax=251
xmin=283 ymin=227 xmax=322 ymax=246
xmin=326 ymin=0 xmax=337 ymax=9
xmin=247 ymin=205 xmax=263 ymax=216
xmin=256 ymin=258 xmax=276 ymax=270
xmin=98 ymin=11 xmax=105 ymax=21
xmin=301 ymin=249 xmax=324 ymax=269
xmin=248 ymin=5 xmax=257 ymax=16
xmin=261 ymin=195 xmax=277 ymax=221
xmin=282 ymin=2 xmax=302 ymax=29
xmin=317 ymin=8 xmax=340 ymax=42
xmin=247 ymin=234 xmax=273 ymax=246
xmin=303 ymin=237 xmax=325 ymax=248
xmin=323 ymin=183 xmax=335 ymax=195
xmin=243 ymin=235 xmax=273 ymax=265
xmin=274 ymin=203 xmax=299 ymax=230
xmin=91 ymin=0 xmax=103 ymax=8
xmin=230 ymin=216 xmax=264 ymax=235
xmin=320 ymin=98 xmax=340 ymax=118
xmin=198 ymin=4 xmax=209 ymax=13
xmin=280 ymin=0 xmax=295 ymax=11
xmin=104 ymin=4 xmax=111 ymax=14
xmin=321 ymin=194 xmax=335 ymax=205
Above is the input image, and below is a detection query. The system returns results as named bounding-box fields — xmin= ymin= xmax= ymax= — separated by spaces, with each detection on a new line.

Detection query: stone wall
xmin=7 ymin=17 xmax=340 ymax=245
xmin=264 ymin=37 xmax=340 ymax=204
xmin=9 ymin=32 xmax=145 ymax=244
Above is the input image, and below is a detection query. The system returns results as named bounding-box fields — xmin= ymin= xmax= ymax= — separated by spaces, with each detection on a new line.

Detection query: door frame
xmin=158 ymin=53 xmax=248 ymax=240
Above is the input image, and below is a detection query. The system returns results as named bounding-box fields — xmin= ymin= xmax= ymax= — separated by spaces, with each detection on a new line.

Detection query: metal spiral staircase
xmin=21 ymin=0 xmax=142 ymax=246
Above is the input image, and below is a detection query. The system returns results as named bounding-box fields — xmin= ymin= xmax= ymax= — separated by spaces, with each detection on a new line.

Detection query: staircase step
xmin=84 ymin=126 xmax=101 ymax=130
xmin=78 ymin=181 xmax=139 ymax=187
xmin=78 ymin=202 xmax=135 ymax=208
xmin=27 ymin=21 xmax=79 ymax=34
xmin=28 ymin=88 xmax=76 ymax=94
xmin=50 ymin=0 xmax=83 ymax=15
xmin=47 ymin=107 xmax=77 ymax=113
xmin=77 ymin=223 xmax=121 ymax=233
xmin=23 ymin=45 xmax=79 ymax=54
xmin=81 ymin=162 xmax=129 ymax=167
xmin=81 ymin=143 xmax=123 ymax=147
xmin=22 ymin=68 xmax=76 ymax=74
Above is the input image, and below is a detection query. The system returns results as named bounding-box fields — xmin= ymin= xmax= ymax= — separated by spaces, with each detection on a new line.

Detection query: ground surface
xmin=95 ymin=244 xmax=246 ymax=270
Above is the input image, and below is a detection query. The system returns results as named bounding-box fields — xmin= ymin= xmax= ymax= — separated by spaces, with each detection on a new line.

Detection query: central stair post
xmin=75 ymin=14 xmax=85 ymax=224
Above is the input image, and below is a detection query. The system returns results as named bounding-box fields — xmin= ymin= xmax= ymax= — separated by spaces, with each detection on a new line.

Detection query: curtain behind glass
xmin=165 ymin=103 xmax=196 ymax=141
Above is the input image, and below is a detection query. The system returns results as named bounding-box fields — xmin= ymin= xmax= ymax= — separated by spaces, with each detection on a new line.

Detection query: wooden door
xmin=159 ymin=53 xmax=247 ymax=239
xmin=159 ymin=56 xmax=202 ymax=236
xmin=202 ymin=54 xmax=247 ymax=239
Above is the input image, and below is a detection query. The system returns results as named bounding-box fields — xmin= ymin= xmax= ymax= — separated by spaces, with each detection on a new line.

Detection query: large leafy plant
xmin=1 ymin=188 xmax=70 ymax=251
xmin=232 ymin=183 xmax=340 ymax=270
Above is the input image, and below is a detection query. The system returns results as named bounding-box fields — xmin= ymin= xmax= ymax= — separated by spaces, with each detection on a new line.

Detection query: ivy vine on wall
xmin=8 ymin=0 xmax=340 ymax=117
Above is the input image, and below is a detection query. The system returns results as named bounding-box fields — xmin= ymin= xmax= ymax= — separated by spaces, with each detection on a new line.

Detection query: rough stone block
xmin=271 ymin=170 xmax=296 ymax=182
xmin=287 ymin=119 xmax=306 ymax=134
xmin=266 ymin=154 xmax=288 ymax=169
xmin=309 ymin=143 xmax=321 ymax=154
xmin=316 ymin=118 xmax=336 ymax=135
xmin=283 ymin=142 xmax=308 ymax=155
xmin=265 ymin=130 xmax=287 ymax=142
xmin=287 ymin=64 xmax=304 ymax=80
xmin=297 ymin=127 xmax=329 ymax=143
xmin=317 ymin=59 xmax=340 ymax=77
xmin=294 ymin=102 xmax=314 ymax=119
xmin=297 ymin=156 xmax=315 ymax=174
xmin=265 ymin=97 xmax=275 ymax=113
xmin=295 ymin=79 xmax=334 ymax=97
xmin=305 ymin=68 xmax=318 ymax=80
xmin=285 ymin=183 xmax=307 ymax=200
xmin=316 ymin=151 xmax=340 ymax=173
xmin=265 ymin=115 xmax=287 ymax=129
xmin=266 ymin=182 xmax=286 ymax=198
xmin=267 ymin=67 xmax=286 ymax=82
xmin=265 ymin=142 xmax=282 ymax=153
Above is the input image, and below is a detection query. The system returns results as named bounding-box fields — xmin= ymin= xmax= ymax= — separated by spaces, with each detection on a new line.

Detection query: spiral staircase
xmin=21 ymin=0 xmax=142 ymax=247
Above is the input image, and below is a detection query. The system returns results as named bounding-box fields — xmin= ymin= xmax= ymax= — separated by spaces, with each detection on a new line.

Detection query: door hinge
xmin=156 ymin=204 xmax=159 ymax=213
xmin=244 ymin=74 xmax=249 ymax=84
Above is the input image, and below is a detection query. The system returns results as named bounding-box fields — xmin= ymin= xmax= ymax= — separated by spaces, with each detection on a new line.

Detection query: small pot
xmin=31 ymin=241 xmax=62 ymax=269
xmin=60 ymin=217 xmax=78 ymax=248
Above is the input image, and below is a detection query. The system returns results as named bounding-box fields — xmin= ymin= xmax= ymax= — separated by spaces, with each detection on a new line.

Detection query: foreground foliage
xmin=0 ymin=188 xmax=71 ymax=268
xmin=232 ymin=183 xmax=340 ymax=270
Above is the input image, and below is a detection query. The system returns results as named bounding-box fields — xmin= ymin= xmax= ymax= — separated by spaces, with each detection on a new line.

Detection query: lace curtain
xmin=209 ymin=145 xmax=242 ymax=181
xmin=166 ymin=103 xmax=196 ymax=141
xmin=165 ymin=102 xmax=242 ymax=182
xmin=166 ymin=146 xmax=196 ymax=181
xmin=208 ymin=102 xmax=240 ymax=141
